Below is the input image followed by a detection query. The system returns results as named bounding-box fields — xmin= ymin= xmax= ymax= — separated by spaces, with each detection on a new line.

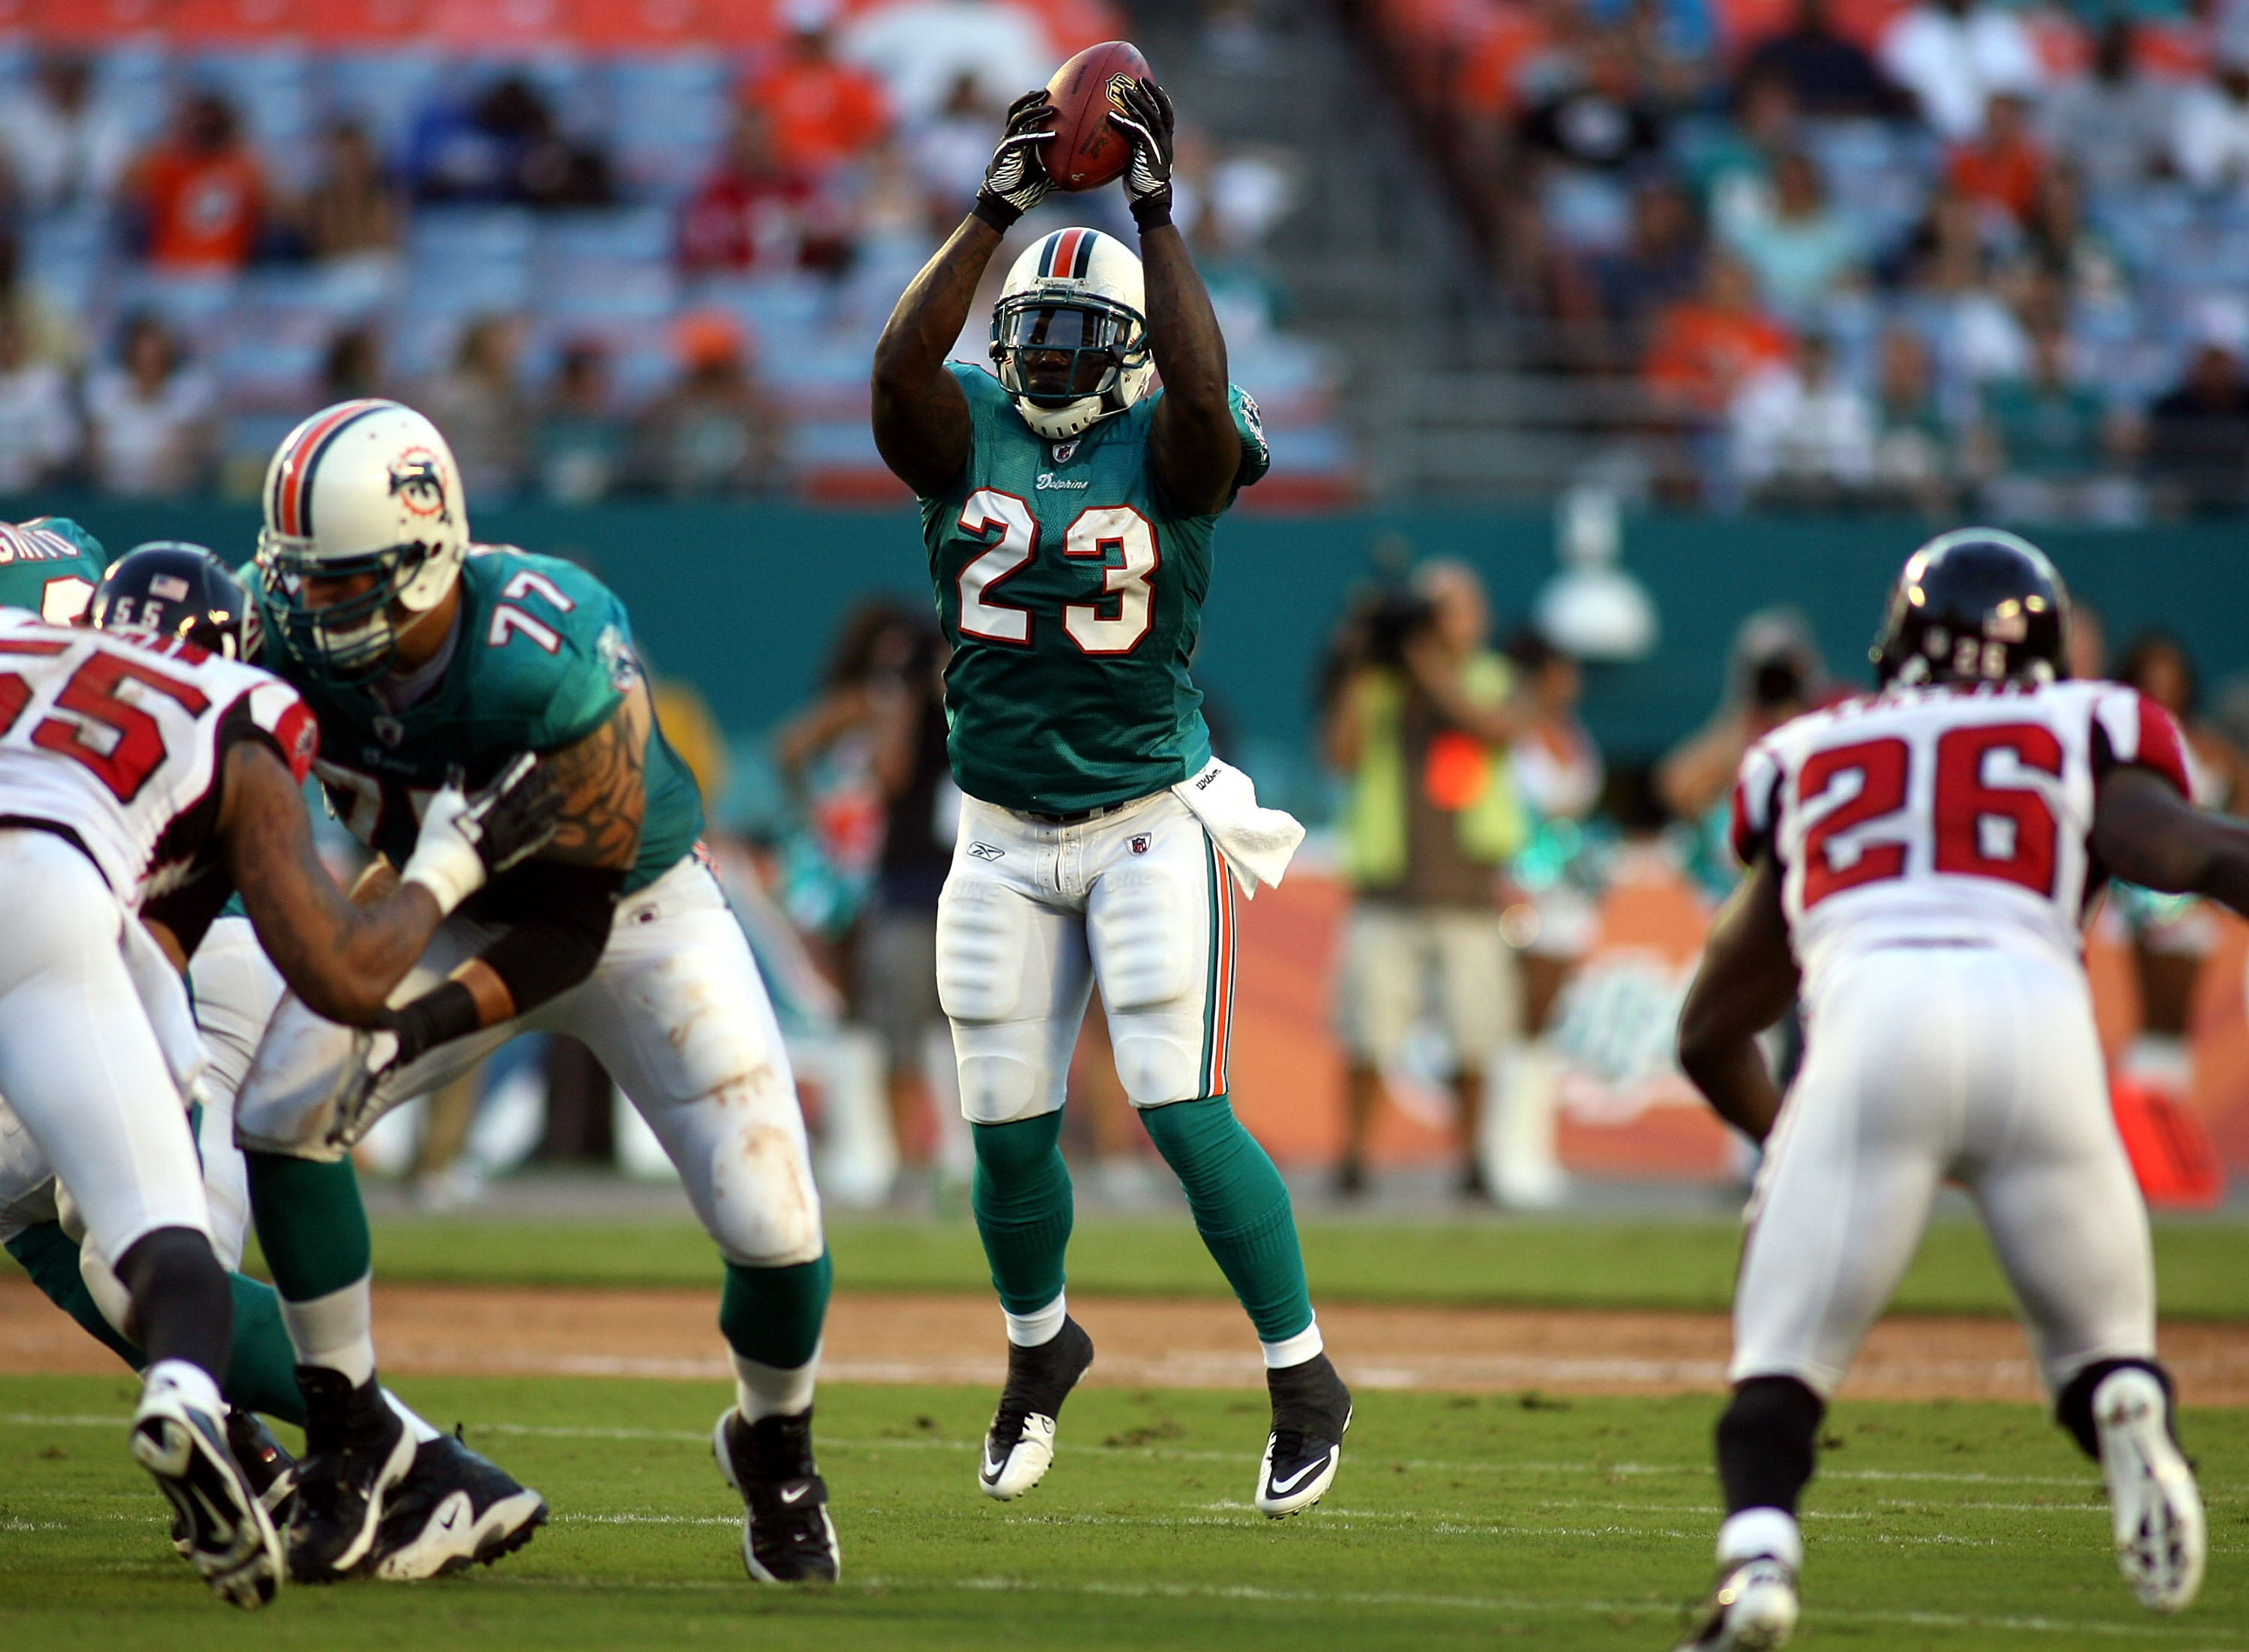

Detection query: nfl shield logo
xmin=373 ymin=715 xmax=405 ymax=748
xmin=1129 ymin=833 xmax=1151 ymax=855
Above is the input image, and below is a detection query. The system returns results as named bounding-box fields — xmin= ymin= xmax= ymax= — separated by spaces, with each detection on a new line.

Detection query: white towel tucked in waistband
xmin=1171 ymin=756 xmax=1304 ymax=898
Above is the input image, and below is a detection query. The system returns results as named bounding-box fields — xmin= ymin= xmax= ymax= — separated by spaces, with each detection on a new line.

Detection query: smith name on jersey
xmin=1731 ymin=678 xmax=2192 ymax=994
xmin=0 ymin=518 xmax=106 ymax=624
xmin=0 ymin=611 xmax=316 ymax=908
xmin=923 ymin=362 xmax=1270 ymax=814
xmin=250 ymin=546 xmax=702 ymax=895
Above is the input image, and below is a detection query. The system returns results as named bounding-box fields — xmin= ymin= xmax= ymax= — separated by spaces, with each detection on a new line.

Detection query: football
xmin=1041 ymin=40 xmax=1151 ymax=193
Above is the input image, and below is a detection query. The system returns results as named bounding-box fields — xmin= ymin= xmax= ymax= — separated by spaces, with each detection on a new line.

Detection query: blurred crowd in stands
xmin=1364 ymin=0 xmax=2249 ymax=516
xmin=0 ymin=0 xmax=1330 ymax=504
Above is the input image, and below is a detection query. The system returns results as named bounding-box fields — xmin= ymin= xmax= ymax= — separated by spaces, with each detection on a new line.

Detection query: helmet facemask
xmin=990 ymin=291 xmax=1151 ymax=441
xmin=255 ymin=532 xmax=441 ymax=686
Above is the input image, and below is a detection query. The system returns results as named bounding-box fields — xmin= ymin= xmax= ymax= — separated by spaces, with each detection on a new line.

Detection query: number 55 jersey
xmin=922 ymin=362 xmax=1269 ymax=814
xmin=1731 ymin=679 xmax=2193 ymax=998
xmin=0 ymin=609 xmax=316 ymax=908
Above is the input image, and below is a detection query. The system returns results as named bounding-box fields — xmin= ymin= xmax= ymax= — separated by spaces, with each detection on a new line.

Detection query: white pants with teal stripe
xmin=937 ymin=789 xmax=1237 ymax=1124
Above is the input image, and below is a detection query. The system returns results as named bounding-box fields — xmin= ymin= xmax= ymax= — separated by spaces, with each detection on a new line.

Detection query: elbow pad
xmin=466 ymin=860 xmax=627 ymax=1016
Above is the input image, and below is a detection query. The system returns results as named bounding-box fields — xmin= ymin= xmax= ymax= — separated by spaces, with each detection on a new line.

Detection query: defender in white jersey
xmin=1671 ymin=531 xmax=2238 ymax=1651
xmin=0 ymin=605 xmax=556 ymax=1607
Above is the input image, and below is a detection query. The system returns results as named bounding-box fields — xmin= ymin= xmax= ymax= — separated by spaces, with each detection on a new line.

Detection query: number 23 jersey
xmin=1731 ymin=679 xmax=2192 ymax=995
xmin=921 ymin=363 xmax=1270 ymax=815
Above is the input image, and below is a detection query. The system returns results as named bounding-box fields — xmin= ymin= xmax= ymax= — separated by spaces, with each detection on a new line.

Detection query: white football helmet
xmin=253 ymin=399 xmax=470 ymax=683
xmin=990 ymin=227 xmax=1154 ymax=440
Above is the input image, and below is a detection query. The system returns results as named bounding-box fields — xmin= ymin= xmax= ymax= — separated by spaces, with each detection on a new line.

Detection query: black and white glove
xmin=1107 ymin=76 xmax=1176 ymax=229
xmin=324 ymin=979 xmax=485 ymax=1151
xmin=397 ymin=753 xmax=562 ymax=916
xmin=974 ymin=89 xmax=1057 ymax=232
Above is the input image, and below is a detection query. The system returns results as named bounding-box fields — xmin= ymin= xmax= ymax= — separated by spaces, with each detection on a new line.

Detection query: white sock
xmin=1003 ymin=1291 xmax=1068 ymax=1348
xmin=732 ymin=1345 xmax=820 ymax=1423
xmin=279 ymin=1276 xmax=376 ymax=1388
xmin=384 ymin=1388 xmax=442 ymax=1444
xmin=1262 ymin=1316 xmax=1324 ymax=1369
xmin=142 ymin=1357 xmax=224 ymax=1420
xmin=1717 ymin=1507 xmax=1803 ymax=1572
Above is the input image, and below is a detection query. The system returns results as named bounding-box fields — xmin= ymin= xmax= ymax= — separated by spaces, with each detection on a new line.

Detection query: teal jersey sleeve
xmin=0 ymin=517 xmax=105 ymax=621
xmin=1229 ymin=386 xmax=1271 ymax=496
xmin=474 ymin=552 xmax=634 ymax=750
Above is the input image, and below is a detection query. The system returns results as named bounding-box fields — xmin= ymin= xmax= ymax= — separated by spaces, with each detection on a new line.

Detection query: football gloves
xmin=397 ymin=753 xmax=562 ymax=917
xmin=1108 ymin=77 xmax=1176 ymax=229
xmin=975 ymin=90 xmax=1057 ymax=232
xmin=323 ymin=978 xmax=484 ymax=1150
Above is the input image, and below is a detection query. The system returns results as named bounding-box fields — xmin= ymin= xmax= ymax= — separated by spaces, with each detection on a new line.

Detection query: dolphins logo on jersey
xmin=388 ymin=449 xmax=451 ymax=522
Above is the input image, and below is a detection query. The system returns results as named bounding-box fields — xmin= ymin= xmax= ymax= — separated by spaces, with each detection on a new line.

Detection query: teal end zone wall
xmin=52 ymin=500 xmax=2249 ymax=812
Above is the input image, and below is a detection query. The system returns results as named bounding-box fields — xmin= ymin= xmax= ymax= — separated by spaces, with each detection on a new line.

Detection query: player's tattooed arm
xmin=871 ymin=217 xmax=997 ymax=496
xmin=1142 ymin=220 xmax=1241 ymax=516
xmin=1676 ymin=852 xmax=1798 ymax=1144
xmin=220 ymin=739 xmax=446 ymax=1024
xmin=2094 ymin=764 xmax=2249 ymax=917
xmin=538 ymin=678 xmax=652 ymax=870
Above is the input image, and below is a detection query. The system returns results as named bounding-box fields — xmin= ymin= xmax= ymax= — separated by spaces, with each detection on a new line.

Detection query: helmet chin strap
xmin=384 ymin=582 xmax=461 ymax=677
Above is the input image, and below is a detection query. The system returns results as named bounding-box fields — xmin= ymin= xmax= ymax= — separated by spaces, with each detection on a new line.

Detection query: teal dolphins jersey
xmin=0 ymin=518 xmax=104 ymax=621
xmin=921 ymin=364 xmax=1269 ymax=814
xmin=250 ymin=546 xmax=703 ymax=895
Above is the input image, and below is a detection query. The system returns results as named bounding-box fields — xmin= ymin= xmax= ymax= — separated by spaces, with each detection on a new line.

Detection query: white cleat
xmin=978 ymin=1318 xmax=1095 ymax=1503
xmin=2094 ymin=1368 xmax=2205 ymax=1612
xmin=1673 ymin=1558 xmax=1798 ymax=1651
xmin=981 ymin=1412 xmax=1059 ymax=1501
xmin=130 ymin=1388 xmax=285 ymax=1609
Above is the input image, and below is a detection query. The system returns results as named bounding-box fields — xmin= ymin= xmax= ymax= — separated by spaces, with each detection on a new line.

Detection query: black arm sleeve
xmin=464 ymin=859 xmax=628 ymax=1016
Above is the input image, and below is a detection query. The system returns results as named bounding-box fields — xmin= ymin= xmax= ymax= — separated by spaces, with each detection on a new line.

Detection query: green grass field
xmin=2 ymin=1372 xmax=2242 ymax=1651
xmin=247 ymin=1213 xmax=2249 ymax=1319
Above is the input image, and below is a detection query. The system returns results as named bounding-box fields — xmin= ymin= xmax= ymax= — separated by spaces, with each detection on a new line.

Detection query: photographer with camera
xmin=1323 ymin=559 xmax=1529 ymax=1199
xmin=1657 ymin=608 xmax=1833 ymax=849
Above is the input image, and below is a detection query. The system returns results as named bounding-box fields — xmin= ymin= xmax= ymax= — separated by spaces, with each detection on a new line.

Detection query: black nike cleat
xmin=371 ymin=1428 xmax=547 ymax=1580
xmin=713 ymin=1408 xmax=840 ymax=1582
xmin=175 ymin=1410 xmax=298 ymax=1558
xmin=978 ymin=1316 xmax=1096 ymax=1501
xmin=131 ymin=1384 xmax=285 ymax=1609
xmin=286 ymin=1367 xmax=415 ymax=1582
xmin=1256 ymin=1351 xmax=1351 ymax=1516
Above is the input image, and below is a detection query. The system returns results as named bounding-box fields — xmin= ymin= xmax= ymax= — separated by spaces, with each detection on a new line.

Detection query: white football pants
xmin=233 ymin=855 xmax=823 ymax=1267
xmin=937 ymin=789 xmax=1236 ymax=1124
xmin=0 ymin=830 xmax=210 ymax=1267
xmin=1733 ymin=942 xmax=2155 ymax=1399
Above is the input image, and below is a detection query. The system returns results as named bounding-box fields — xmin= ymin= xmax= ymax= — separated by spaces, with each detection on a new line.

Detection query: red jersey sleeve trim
xmin=2131 ymin=693 xmax=2194 ymax=800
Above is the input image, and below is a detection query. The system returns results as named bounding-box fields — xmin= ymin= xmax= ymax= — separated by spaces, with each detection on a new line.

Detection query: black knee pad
xmin=2056 ymin=1357 xmax=2173 ymax=1462
xmin=115 ymin=1226 xmax=231 ymax=1378
xmin=1717 ymin=1375 xmax=1826 ymax=1516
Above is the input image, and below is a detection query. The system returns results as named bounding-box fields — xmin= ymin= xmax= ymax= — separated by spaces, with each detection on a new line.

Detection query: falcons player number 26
xmin=0 ymin=634 xmax=210 ymax=804
xmin=1798 ymin=720 xmax=2064 ymax=906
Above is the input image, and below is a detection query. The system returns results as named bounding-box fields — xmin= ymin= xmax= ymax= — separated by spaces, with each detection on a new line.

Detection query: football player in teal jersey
xmin=232 ymin=401 xmax=839 ymax=1586
xmin=872 ymin=76 xmax=1351 ymax=1516
xmin=0 ymin=513 xmax=104 ymax=621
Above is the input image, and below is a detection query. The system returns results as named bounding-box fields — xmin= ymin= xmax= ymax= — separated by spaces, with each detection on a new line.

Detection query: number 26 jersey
xmin=1730 ymin=679 xmax=2193 ymax=995
xmin=921 ymin=363 xmax=1270 ymax=816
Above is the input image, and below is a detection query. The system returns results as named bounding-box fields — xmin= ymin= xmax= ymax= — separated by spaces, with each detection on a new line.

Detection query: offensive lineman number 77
xmin=955 ymin=490 xmax=1159 ymax=657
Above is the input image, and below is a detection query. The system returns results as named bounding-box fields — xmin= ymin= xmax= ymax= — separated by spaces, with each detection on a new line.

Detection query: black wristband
xmin=380 ymin=979 xmax=481 ymax=1066
xmin=1130 ymin=195 xmax=1173 ymax=230
xmin=973 ymin=195 xmax=1023 ymax=233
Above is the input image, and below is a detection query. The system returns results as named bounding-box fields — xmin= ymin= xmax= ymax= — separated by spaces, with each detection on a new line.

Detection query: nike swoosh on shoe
xmin=1267 ymin=1453 xmax=1332 ymax=1498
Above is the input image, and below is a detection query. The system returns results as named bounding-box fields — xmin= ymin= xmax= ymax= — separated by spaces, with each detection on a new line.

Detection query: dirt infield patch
xmin=5 ymin=1278 xmax=2246 ymax=1402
